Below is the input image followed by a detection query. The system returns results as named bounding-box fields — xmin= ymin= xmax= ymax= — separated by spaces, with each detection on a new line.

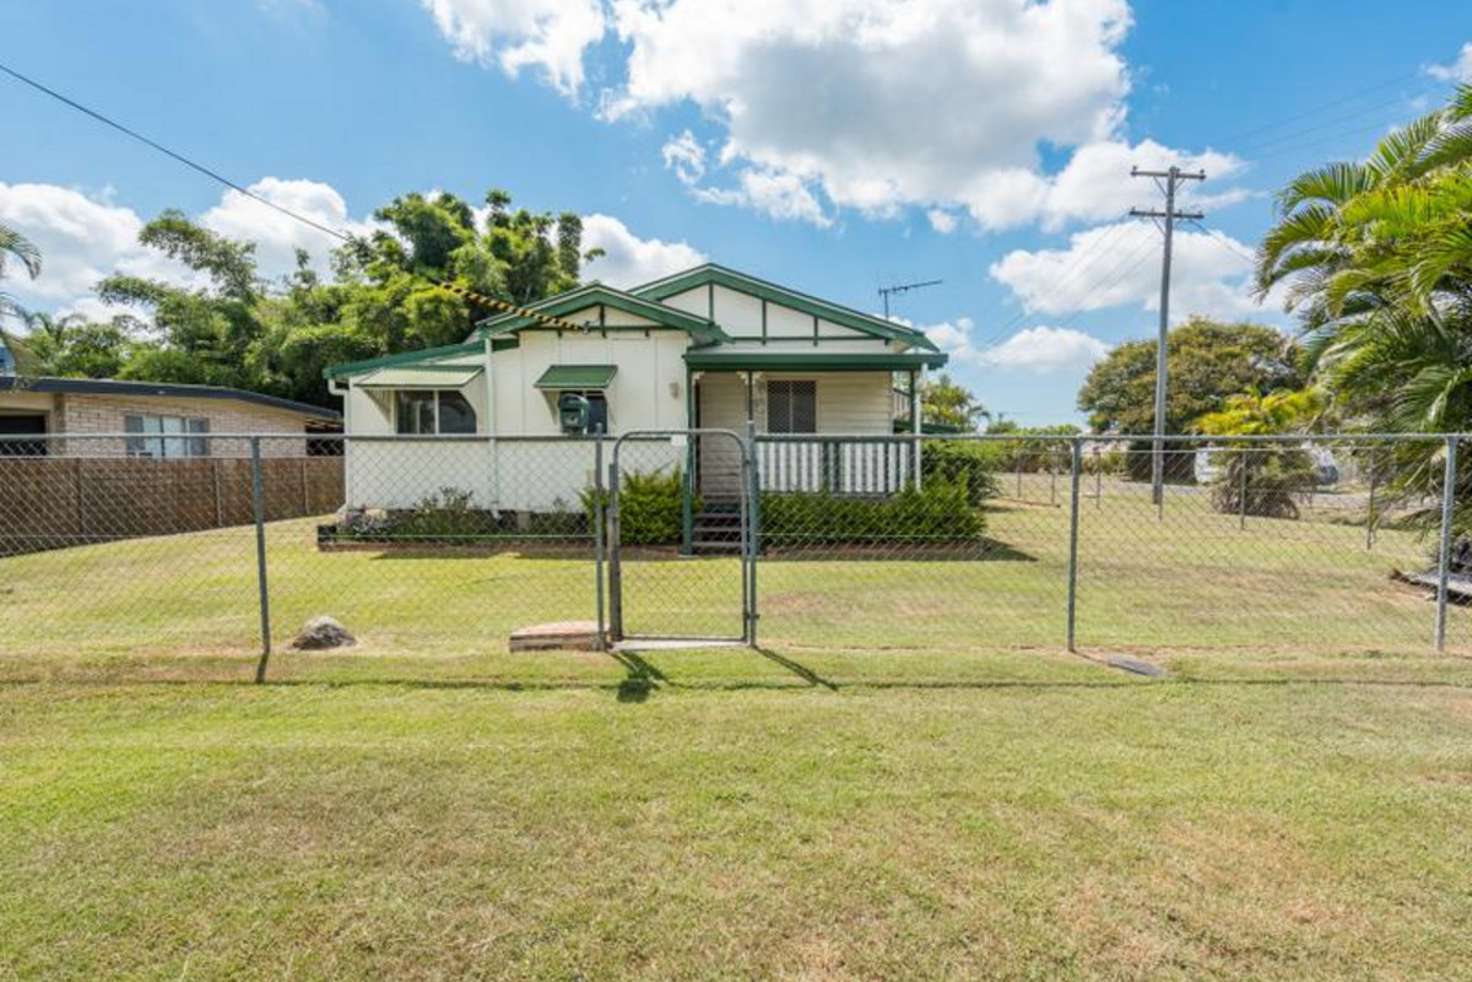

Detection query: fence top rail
xmin=5 ymin=430 xmax=1469 ymax=445
xmin=753 ymin=432 xmax=1470 ymax=445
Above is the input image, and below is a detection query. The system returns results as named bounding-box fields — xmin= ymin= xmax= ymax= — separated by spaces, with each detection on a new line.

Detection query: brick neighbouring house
xmin=0 ymin=376 xmax=340 ymax=457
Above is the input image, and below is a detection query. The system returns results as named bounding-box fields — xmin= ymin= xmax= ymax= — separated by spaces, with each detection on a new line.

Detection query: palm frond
xmin=0 ymin=223 xmax=42 ymax=280
xmin=1275 ymin=162 xmax=1373 ymax=214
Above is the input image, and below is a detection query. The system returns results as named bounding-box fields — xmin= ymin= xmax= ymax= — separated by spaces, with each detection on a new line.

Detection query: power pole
xmin=879 ymin=278 xmax=942 ymax=319
xmin=1130 ymin=165 xmax=1204 ymax=507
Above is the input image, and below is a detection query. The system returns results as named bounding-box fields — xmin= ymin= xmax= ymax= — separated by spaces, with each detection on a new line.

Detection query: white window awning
xmin=356 ymin=365 xmax=483 ymax=389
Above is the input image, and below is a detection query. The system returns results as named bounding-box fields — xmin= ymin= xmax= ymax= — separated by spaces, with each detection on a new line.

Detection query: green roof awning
xmin=357 ymin=365 xmax=483 ymax=388
xmin=534 ymin=364 xmax=618 ymax=390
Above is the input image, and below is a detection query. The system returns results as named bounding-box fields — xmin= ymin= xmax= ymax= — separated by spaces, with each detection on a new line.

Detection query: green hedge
xmin=583 ymin=469 xmax=697 ymax=545
xmin=761 ymin=479 xmax=984 ymax=545
xmin=920 ymin=440 xmax=1000 ymax=506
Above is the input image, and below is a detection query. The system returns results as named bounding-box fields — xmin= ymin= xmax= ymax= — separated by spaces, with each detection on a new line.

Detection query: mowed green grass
xmin=4 ymin=648 xmax=1472 ymax=978
xmin=3 ymin=489 xmax=1472 ymax=976
xmin=1 ymin=476 xmax=1462 ymax=682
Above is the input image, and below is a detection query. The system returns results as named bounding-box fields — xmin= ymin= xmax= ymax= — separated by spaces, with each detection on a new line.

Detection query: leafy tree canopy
xmin=1077 ymin=317 xmax=1304 ymax=435
xmin=920 ymin=373 xmax=989 ymax=431
xmin=16 ymin=188 xmax=590 ymax=408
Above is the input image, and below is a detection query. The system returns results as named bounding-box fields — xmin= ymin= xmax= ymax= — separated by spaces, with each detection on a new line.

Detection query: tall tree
xmin=1077 ymin=317 xmax=1302 ymax=435
xmin=1 ymin=221 xmax=42 ymax=322
xmin=920 ymin=373 xmax=989 ymax=431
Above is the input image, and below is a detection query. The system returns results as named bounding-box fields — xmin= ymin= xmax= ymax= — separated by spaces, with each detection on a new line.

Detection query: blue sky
xmin=3 ymin=0 xmax=1471 ymax=425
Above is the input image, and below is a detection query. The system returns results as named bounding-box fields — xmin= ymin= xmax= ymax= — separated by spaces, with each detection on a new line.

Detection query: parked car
xmin=1194 ymin=444 xmax=1341 ymax=487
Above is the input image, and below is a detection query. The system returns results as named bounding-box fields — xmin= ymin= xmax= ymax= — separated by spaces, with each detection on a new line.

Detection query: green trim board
xmin=533 ymin=364 xmax=618 ymax=389
xmin=475 ymin=283 xmax=729 ymax=345
xmin=357 ymin=365 xmax=483 ymax=389
xmin=630 ymin=263 xmax=940 ymax=352
xmin=324 ymin=337 xmax=519 ymax=380
xmin=683 ymin=350 xmax=947 ymax=372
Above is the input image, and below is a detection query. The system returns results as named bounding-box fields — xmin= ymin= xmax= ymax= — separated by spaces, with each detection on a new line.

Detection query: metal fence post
xmin=593 ymin=437 xmax=606 ymax=650
xmin=746 ymin=419 xmax=760 ymax=648
xmin=250 ymin=437 xmax=272 ymax=683
xmin=1435 ymin=435 xmax=1458 ymax=652
xmin=1239 ymin=447 xmax=1249 ymax=531
xmin=607 ymin=458 xmax=623 ymax=641
xmin=1366 ymin=449 xmax=1378 ymax=550
xmin=1066 ymin=438 xmax=1083 ymax=652
xmin=1094 ymin=448 xmax=1102 ymax=509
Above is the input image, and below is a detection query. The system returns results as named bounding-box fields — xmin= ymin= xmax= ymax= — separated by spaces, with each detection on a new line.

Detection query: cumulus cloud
xmin=661 ymin=130 xmax=707 ymax=186
xmin=926 ymin=209 xmax=958 ymax=234
xmin=692 ymin=168 xmax=832 ymax=226
xmin=418 ymin=0 xmax=605 ymax=96
xmin=988 ymin=219 xmax=1270 ymax=322
xmin=924 ymin=315 xmax=1109 ymax=373
xmin=580 ymin=213 xmax=705 ymax=287
xmin=1426 ymin=43 xmax=1472 ymax=83
xmin=0 ymin=178 xmax=377 ymax=324
xmin=0 ymin=182 xmax=195 ymax=313
xmin=414 ymin=0 xmax=1256 ymax=231
xmin=199 ymin=177 xmax=375 ymax=281
xmin=604 ymin=0 xmax=1138 ymax=226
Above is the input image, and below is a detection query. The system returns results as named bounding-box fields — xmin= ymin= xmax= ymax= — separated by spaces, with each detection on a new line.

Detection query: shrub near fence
xmin=0 ymin=453 xmax=344 ymax=557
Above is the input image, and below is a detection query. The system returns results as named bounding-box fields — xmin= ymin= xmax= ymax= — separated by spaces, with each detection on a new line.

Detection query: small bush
xmin=583 ymin=469 xmax=697 ymax=546
xmin=396 ymin=486 xmax=499 ymax=539
xmin=1210 ymin=449 xmax=1317 ymax=519
xmin=761 ymin=478 xmax=984 ymax=545
xmin=922 ymin=440 xmax=1000 ymax=506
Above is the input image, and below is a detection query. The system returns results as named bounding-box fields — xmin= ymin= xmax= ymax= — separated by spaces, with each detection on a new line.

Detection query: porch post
xmin=908 ymin=368 xmax=923 ymax=489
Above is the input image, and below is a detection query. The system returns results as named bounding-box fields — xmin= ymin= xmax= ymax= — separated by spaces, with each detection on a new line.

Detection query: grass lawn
xmin=3 ymin=645 xmax=1472 ymax=978
xmin=4 ymin=484 xmax=1472 ymax=976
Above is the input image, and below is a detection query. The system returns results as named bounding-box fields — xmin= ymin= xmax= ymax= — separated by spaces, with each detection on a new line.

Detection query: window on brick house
xmin=124 ymin=414 xmax=210 ymax=458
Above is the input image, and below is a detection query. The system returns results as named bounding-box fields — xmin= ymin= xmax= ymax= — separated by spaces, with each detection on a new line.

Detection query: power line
xmin=0 ymin=59 xmax=590 ymax=332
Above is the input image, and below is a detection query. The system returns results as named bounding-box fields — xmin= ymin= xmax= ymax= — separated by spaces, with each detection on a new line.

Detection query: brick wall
xmin=52 ymin=393 xmax=318 ymax=457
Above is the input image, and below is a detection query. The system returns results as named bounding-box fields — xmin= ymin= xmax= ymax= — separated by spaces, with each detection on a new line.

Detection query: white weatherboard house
xmin=324 ymin=264 xmax=946 ymax=516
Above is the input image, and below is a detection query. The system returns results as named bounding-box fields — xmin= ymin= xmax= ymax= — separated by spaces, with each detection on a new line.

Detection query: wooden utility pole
xmin=1130 ymin=165 xmax=1205 ymax=507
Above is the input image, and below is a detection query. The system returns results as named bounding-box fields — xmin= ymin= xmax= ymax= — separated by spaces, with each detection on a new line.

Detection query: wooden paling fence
xmin=0 ymin=456 xmax=344 ymax=557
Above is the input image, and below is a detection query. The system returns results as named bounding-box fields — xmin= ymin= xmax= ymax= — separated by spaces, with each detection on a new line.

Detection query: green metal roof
xmin=683 ymin=350 xmax=947 ymax=372
xmin=630 ymin=263 xmax=940 ymax=352
xmin=324 ymin=337 xmax=518 ymax=381
xmin=476 ymin=284 xmax=729 ymax=345
xmin=533 ymin=364 xmax=618 ymax=390
xmin=357 ymin=364 xmax=483 ymax=388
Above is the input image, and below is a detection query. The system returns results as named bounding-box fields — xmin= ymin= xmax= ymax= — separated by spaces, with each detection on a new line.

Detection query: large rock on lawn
xmin=291 ymin=616 xmax=356 ymax=650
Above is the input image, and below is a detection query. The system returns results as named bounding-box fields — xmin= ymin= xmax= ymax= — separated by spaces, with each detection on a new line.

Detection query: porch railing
xmin=756 ymin=436 xmax=913 ymax=495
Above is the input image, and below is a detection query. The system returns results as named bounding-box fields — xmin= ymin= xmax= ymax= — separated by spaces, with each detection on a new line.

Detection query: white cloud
xmin=603 ymin=0 xmax=1140 ymax=225
xmin=580 ymin=213 xmax=705 ymax=288
xmin=980 ymin=325 xmax=1110 ymax=371
xmin=0 ymin=178 xmax=379 ymax=324
xmin=0 ymin=182 xmax=195 ymax=314
xmin=924 ymin=315 xmax=1109 ymax=373
xmin=661 ymin=130 xmax=706 ymax=186
xmin=1426 ymin=43 xmax=1472 ymax=83
xmin=198 ymin=177 xmax=374 ymax=282
xmin=418 ymin=0 xmax=605 ymax=97
xmin=693 ymin=168 xmax=832 ymax=226
xmin=414 ymin=0 xmax=1256 ymax=232
xmin=988 ymin=219 xmax=1270 ymax=322
xmin=926 ymin=209 xmax=958 ymax=234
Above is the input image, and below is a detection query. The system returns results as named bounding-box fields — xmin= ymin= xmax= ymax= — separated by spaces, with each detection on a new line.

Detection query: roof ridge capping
xmin=628 ymin=263 xmax=940 ymax=352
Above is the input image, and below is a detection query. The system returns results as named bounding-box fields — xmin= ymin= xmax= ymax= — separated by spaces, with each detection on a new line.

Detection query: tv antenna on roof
xmin=878 ymin=278 xmax=942 ymax=319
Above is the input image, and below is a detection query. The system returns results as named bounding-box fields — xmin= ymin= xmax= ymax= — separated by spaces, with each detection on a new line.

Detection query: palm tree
xmin=1 ymin=220 xmax=43 ymax=322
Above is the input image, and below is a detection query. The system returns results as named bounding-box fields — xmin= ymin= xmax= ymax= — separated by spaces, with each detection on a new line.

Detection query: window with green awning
xmin=533 ymin=365 xmax=618 ymax=389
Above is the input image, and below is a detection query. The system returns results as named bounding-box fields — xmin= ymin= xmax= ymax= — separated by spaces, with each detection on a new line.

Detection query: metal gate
xmin=603 ymin=429 xmax=755 ymax=645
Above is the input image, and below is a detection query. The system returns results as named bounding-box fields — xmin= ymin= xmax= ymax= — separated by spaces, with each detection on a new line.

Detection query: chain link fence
xmin=2 ymin=431 xmax=1468 ymax=679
